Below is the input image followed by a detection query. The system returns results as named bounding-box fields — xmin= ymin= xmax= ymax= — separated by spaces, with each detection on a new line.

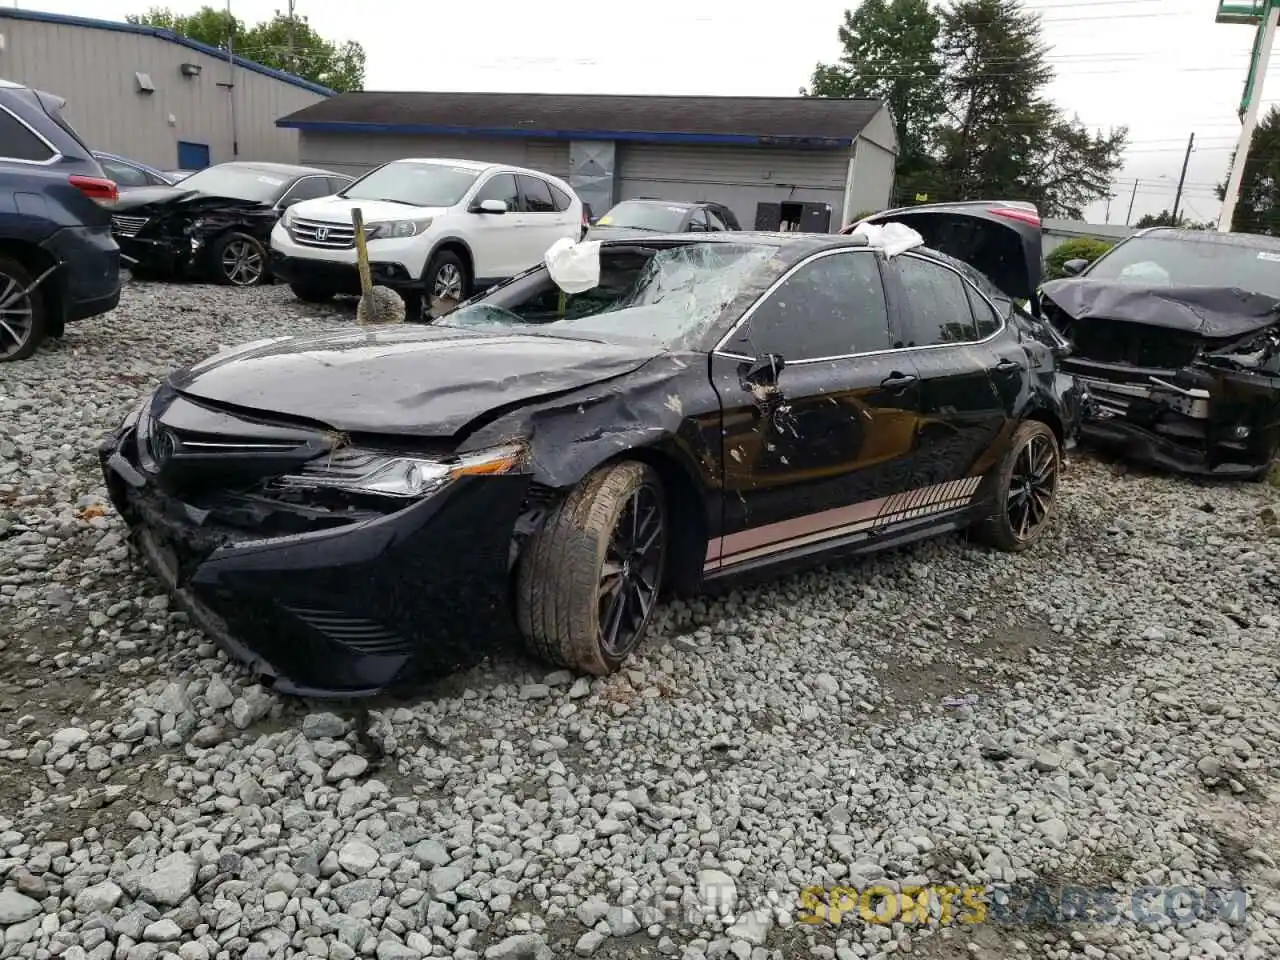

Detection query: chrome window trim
xmin=0 ymin=104 xmax=61 ymax=166
xmin=711 ymin=246 xmax=1010 ymax=366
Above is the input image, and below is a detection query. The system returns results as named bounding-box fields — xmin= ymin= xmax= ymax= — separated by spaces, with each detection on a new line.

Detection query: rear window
xmin=548 ymin=182 xmax=574 ymax=213
xmin=0 ymin=107 xmax=55 ymax=162
xmin=598 ymin=201 xmax=690 ymax=233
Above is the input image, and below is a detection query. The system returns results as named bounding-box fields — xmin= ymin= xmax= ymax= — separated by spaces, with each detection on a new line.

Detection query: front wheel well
xmin=425 ymin=240 xmax=474 ymax=290
xmin=1022 ymin=406 xmax=1064 ymax=450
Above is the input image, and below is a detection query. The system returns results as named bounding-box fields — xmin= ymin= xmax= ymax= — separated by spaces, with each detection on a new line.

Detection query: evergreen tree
xmin=1216 ymin=105 xmax=1280 ymax=235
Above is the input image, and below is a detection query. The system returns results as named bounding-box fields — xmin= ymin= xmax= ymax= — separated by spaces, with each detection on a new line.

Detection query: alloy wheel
xmin=222 ymin=239 xmax=264 ymax=286
xmin=431 ymin=262 xmax=464 ymax=302
xmin=0 ymin=272 xmax=35 ymax=360
xmin=597 ymin=483 xmax=665 ymax=657
xmin=1007 ymin=433 xmax=1058 ymax=541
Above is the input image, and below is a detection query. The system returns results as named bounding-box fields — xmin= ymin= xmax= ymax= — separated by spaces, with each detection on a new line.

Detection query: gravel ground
xmin=2 ymin=279 xmax=1280 ymax=960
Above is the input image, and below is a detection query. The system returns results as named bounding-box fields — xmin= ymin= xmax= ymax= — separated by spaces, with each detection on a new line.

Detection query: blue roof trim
xmin=274 ymin=119 xmax=855 ymax=147
xmin=0 ymin=7 xmax=334 ymax=97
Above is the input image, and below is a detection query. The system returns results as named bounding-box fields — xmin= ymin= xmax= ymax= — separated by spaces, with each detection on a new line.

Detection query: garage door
xmin=617 ymin=143 xmax=848 ymax=230
xmin=524 ymin=139 xmax=571 ymax=178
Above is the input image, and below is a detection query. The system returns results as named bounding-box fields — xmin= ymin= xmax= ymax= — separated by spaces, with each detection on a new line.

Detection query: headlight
xmin=281 ymin=206 xmax=298 ymax=228
xmin=184 ymin=218 xmax=206 ymax=235
xmin=364 ymin=218 xmax=433 ymax=240
xmin=278 ymin=442 xmax=525 ymax=499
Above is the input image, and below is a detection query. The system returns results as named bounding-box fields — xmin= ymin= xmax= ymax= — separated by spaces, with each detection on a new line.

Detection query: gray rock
xmin=74 ymin=880 xmax=123 ymax=914
xmin=138 ymin=852 xmax=197 ymax=906
xmin=326 ymin=754 xmax=368 ymax=782
xmin=0 ymin=889 xmax=42 ymax=924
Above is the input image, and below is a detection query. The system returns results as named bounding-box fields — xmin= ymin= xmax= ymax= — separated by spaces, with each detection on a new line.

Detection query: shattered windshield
xmin=437 ymin=242 xmax=779 ymax=348
xmin=1085 ymin=235 xmax=1280 ymax=298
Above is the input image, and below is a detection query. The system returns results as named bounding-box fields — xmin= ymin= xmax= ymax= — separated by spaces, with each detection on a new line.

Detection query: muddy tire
xmin=516 ymin=461 xmax=667 ymax=675
xmin=973 ymin=419 xmax=1061 ymax=552
xmin=0 ymin=255 xmax=47 ymax=362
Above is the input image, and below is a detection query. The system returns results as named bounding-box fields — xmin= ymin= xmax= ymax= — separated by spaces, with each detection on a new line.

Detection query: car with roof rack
xmin=0 ymin=77 xmax=121 ymax=361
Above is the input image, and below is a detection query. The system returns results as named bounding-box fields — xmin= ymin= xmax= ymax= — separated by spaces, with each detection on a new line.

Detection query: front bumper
xmin=99 ymin=422 xmax=532 ymax=698
xmin=270 ymin=253 xmax=420 ymax=295
xmin=115 ymin=234 xmax=189 ymax=277
xmin=1069 ymin=360 xmax=1276 ymax=478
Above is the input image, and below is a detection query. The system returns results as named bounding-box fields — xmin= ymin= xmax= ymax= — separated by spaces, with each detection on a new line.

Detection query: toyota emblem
xmin=151 ymin=426 xmax=177 ymax=465
xmin=315 ymin=226 xmax=329 ymax=241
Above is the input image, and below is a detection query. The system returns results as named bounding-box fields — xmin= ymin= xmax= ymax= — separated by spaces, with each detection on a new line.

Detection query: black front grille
xmin=1063 ymin=317 xmax=1203 ymax=369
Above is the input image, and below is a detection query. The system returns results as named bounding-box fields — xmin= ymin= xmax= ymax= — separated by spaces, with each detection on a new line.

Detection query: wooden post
xmin=351 ymin=207 xmax=373 ymax=296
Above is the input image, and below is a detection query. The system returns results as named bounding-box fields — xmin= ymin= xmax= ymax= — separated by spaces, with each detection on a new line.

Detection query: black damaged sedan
xmin=101 ymin=201 xmax=1085 ymax=697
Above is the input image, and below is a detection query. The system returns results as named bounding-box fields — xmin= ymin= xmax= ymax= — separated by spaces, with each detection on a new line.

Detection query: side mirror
xmin=738 ymin=353 xmax=785 ymax=390
xmin=1061 ymin=258 xmax=1089 ymax=276
xmin=471 ymin=199 xmax=508 ymax=214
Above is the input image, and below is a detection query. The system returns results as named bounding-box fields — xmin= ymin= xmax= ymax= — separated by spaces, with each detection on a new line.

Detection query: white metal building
xmin=0 ymin=8 xmax=331 ymax=171
xmin=276 ymin=92 xmax=899 ymax=232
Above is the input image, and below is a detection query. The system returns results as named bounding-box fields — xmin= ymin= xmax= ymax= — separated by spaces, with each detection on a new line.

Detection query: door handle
xmin=880 ymin=371 xmax=917 ymax=390
xmin=994 ymin=358 xmax=1020 ymax=372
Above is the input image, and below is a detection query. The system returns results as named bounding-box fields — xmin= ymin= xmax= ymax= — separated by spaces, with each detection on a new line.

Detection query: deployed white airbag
xmin=545 ymin=237 xmax=603 ymax=293
xmin=847 ymin=221 xmax=925 ymax=258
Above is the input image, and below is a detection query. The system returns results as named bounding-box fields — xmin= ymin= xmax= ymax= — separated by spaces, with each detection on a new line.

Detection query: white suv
xmin=270 ymin=157 xmax=584 ymax=313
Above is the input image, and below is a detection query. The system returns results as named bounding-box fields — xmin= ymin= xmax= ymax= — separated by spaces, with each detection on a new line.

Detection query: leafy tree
xmin=807 ymin=0 xmax=1126 ymax=219
xmin=933 ymin=0 xmax=1126 ymax=218
xmin=803 ymin=0 xmax=944 ymax=202
xmin=1044 ymin=237 xmax=1113 ymax=280
xmin=1215 ymin=105 xmax=1280 ymax=235
xmin=1134 ymin=209 xmax=1215 ymax=230
xmin=127 ymin=6 xmax=365 ymax=92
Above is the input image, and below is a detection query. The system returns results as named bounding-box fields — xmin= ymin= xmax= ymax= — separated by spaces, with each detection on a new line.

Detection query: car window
xmin=97 ymin=157 xmax=150 ymax=187
xmin=282 ymin=176 xmax=333 ymax=205
xmin=518 ymin=176 xmax=557 ymax=213
xmin=1083 ymin=234 xmax=1280 ymax=298
xmin=706 ymin=208 xmax=730 ymax=232
xmin=473 ymin=173 xmax=521 ymax=211
xmin=548 ymin=182 xmax=574 ymax=213
xmin=714 ymin=206 xmax=741 ymax=230
xmin=327 ymin=177 xmax=354 ymax=194
xmin=342 ymin=160 xmax=480 ymax=207
xmin=0 ymin=108 xmax=55 ymax=162
xmin=735 ymin=251 xmax=891 ymax=360
xmin=687 ymin=208 xmax=710 ymax=232
xmin=965 ymin=284 xmax=1002 ymax=338
xmin=894 ymin=255 xmax=980 ymax=347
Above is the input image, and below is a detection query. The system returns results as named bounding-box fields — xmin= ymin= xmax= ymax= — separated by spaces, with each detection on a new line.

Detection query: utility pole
xmin=1218 ymin=0 xmax=1279 ymax=232
xmin=1105 ymin=192 xmax=1113 ymax=224
xmin=287 ymin=0 xmax=296 ymax=73
xmin=1125 ymin=181 xmax=1139 ymax=226
xmin=1171 ymin=132 xmax=1195 ymax=226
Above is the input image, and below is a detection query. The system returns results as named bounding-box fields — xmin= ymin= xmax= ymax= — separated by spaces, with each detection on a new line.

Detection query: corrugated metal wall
xmin=616 ymin=143 xmax=852 ymax=231
xmin=0 ymin=16 xmax=325 ymax=169
xmin=298 ymin=133 xmax=572 ymax=179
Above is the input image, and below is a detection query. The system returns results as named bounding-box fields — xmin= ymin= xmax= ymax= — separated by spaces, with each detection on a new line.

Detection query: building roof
xmin=0 ymin=7 xmax=333 ymax=97
xmin=276 ymin=92 xmax=884 ymax=146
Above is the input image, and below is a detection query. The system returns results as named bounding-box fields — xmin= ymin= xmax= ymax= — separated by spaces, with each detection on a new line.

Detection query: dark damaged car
xmin=1041 ymin=227 xmax=1280 ymax=478
xmin=111 ymin=161 xmax=352 ymax=286
xmin=100 ymin=201 xmax=1084 ymax=697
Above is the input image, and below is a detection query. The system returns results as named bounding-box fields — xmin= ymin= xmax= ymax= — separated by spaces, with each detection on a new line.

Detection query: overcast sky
xmin=13 ymin=0 xmax=1275 ymax=225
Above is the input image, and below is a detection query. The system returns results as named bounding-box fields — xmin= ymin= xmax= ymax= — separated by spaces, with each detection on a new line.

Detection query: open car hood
xmin=1040 ymin=279 xmax=1280 ymax=339
xmin=168 ymin=324 xmax=660 ymax=438
xmin=856 ymin=201 xmax=1043 ymax=307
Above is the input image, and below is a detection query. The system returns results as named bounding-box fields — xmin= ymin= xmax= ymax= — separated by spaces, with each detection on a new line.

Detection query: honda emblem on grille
xmin=315 ymin=226 xmax=329 ymax=241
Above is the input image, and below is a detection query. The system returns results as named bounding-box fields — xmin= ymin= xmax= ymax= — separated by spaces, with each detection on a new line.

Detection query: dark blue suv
xmin=0 ymin=78 xmax=122 ymax=361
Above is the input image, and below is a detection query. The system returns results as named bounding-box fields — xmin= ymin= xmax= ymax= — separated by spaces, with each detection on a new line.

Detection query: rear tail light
xmin=990 ymin=206 xmax=1041 ymax=227
xmin=69 ymin=175 xmax=119 ymax=206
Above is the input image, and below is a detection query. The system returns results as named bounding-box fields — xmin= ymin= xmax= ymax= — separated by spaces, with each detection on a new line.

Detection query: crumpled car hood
xmin=168 ymin=324 xmax=660 ymax=437
xmin=1041 ymin=278 xmax=1280 ymax=339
